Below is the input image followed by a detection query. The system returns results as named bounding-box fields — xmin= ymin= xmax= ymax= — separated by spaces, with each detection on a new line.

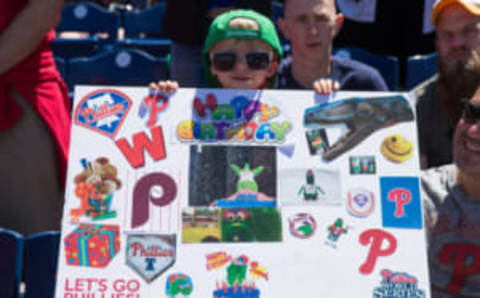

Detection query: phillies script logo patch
xmin=126 ymin=234 xmax=176 ymax=283
xmin=74 ymin=89 xmax=132 ymax=138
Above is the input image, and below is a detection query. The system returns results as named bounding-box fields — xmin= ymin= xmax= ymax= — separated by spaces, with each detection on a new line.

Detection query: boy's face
xmin=209 ymin=39 xmax=278 ymax=89
xmin=279 ymin=0 xmax=343 ymax=61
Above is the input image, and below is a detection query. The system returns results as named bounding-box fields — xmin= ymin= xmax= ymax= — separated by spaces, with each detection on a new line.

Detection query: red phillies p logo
xmin=387 ymin=188 xmax=411 ymax=218
xmin=359 ymin=229 xmax=397 ymax=275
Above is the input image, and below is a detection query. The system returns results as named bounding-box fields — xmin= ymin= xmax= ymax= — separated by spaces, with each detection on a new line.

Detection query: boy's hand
xmin=313 ymin=78 xmax=340 ymax=95
xmin=148 ymin=80 xmax=179 ymax=94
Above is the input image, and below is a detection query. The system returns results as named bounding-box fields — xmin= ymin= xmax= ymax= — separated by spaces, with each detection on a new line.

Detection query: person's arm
xmin=0 ymin=0 xmax=64 ymax=75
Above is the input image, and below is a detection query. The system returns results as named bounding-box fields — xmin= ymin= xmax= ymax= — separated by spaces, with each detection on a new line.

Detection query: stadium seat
xmin=333 ymin=47 xmax=400 ymax=91
xmin=23 ymin=231 xmax=61 ymax=298
xmin=406 ymin=52 xmax=438 ymax=90
xmin=50 ymin=2 xmax=120 ymax=58
xmin=118 ymin=2 xmax=171 ymax=57
xmin=68 ymin=48 xmax=168 ymax=92
xmin=0 ymin=229 xmax=23 ymax=298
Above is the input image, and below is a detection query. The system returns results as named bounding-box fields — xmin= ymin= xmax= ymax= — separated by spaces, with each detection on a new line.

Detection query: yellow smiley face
xmin=381 ymin=134 xmax=413 ymax=163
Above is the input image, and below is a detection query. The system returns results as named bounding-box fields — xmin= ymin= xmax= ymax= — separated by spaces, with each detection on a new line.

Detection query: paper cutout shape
xmin=126 ymin=234 xmax=176 ymax=283
xmin=64 ymin=223 xmax=120 ymax=268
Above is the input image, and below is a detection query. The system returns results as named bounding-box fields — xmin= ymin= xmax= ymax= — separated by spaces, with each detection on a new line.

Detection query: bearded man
xmin=414 ymin=0 xmax=480 ymax=169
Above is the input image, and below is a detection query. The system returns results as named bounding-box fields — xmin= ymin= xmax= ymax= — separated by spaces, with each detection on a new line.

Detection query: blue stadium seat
xmin=68 ymin=48 xmax=168 ymax=92
xmin=23 ymin=231 xmax=61 ymax=298
xmin=118 ymin=2 xmax=171 ymax=57
xmin=0 ymin=229 xmax=23 ymax=298
xmin=406 ymin=52 xmax=438 ymax=90
xmin=333 ymin=47 xmax=400 ymax=91
xmin=50 ymin=2 xmax=120 ymax=58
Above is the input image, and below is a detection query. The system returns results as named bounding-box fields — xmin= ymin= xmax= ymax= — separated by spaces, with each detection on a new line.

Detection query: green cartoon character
xmin=221 ymin=208 xmax=282 ymax=242
xmin=226 ymin=255 xmax=249 ymax=286
xmin=166 ymin=273 xmax=193 ymax=297
xmin=221 ymin=209 xmax=254 ymax=242
xmin=230 ymin=163 xmax=264 ymax=192
xmin=298 ymin=169 xmax=325 ymax=201
xmin=327 ymin=218 xmax=348 ymax=242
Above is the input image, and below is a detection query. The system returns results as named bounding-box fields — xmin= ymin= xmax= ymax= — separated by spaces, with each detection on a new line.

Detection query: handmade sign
xmin=55 ymin=87 xmax=431 ymax=297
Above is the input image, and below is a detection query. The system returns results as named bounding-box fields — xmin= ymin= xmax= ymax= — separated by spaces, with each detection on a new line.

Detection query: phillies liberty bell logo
xmin=74 ymin=89 xmax=132 ymax=138
xmin=126 ymin=234 xmax=176 ymax=283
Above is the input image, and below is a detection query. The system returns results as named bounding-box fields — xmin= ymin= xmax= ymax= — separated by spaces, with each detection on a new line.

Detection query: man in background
xmin=415 ymin=0 xmax=480 ymax=169
xmin=276 ymin=0 xmax=388 ymax=92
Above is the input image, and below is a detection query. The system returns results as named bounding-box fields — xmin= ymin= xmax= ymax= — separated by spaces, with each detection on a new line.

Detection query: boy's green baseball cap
xmin=203 ymin=9 xmax=283 ymax=66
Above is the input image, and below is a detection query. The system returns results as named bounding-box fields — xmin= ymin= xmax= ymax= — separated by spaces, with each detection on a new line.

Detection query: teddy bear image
xmin=70 ymin=157 xmax=122 ymax=221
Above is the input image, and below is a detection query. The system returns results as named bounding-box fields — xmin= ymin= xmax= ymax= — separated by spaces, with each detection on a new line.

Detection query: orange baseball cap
xmin=432 ymin=0 xmax=480 ymax=24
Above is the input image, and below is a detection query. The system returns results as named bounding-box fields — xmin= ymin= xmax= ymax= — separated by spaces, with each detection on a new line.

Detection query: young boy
xmin=152 ymin=9 xmax=284 ymax=92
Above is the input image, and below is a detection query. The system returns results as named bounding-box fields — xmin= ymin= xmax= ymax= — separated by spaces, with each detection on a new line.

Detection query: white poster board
xmin=55 ymin=87 xmax=430 ymax=298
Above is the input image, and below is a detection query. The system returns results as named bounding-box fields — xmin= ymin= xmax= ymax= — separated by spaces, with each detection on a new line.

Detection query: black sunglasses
xmin=210 ymin=51 xmax=273 ymax=71
xmin=461 ymin=98 xmax=480 ymax=123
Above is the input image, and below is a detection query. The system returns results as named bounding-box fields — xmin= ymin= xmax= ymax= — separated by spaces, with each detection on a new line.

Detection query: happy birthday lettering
xmin=177 ymin=94 xmax=292 ymax=142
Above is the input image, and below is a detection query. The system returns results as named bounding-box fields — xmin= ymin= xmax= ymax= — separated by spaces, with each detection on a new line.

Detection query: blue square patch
xmin=380 ymin=177 xmax=423 ymax=229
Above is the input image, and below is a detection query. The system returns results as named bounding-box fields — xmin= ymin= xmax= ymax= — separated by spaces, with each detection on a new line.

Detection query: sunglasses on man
xmin=461 ymin=98 xmax=480 ymax=124
xmin=210 ymin=51 xmax=273 ymax=71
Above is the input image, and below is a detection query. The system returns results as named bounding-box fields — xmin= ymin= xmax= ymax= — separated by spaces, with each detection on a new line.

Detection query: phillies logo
xmin=387 ymin=188 xmax=411 ymax=218
xmin=347 ymin=188 xmax=375 ymax=218
xmin=74 ymin=89 xmax=132 ymax=138
xmin=380 ymin=177 xmax=422 ymax=229
xmin=126 ymin=234 xmax=176 ymax=283
xmin=359 ymin=229 xmax=397 ymax=275
xmin=131 ymin=172 xmax=177 ymax=229
xmin=373 ymin=269 xmax=425 ymax=297
xmin=437 ymin=242 xmax=480 ymax=294
xmin=138 ymin=92 xmax=169 ymax=127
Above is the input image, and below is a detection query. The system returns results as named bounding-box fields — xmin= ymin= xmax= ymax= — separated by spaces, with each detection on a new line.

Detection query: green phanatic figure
xmin=226 ymin=255 xmax=249 ymax=286
xmin=230 ymin=163 xmax=264 ymax=192
xmin=221 ymin=209 xmax=282 ymax=243
xmin=298 ymin=169 xmax=325 ymax=201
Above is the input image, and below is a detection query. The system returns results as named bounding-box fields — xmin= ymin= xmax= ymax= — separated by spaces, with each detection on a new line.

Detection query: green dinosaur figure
xmin=230 ymin=163 xmax=264 ymax=192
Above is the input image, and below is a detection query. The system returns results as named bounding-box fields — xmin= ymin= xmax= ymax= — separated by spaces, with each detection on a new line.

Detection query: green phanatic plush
xmin=221 ymin=208 xmax=282 ymax=243
xmin=230 ymin=163 xmax=264 ymax=192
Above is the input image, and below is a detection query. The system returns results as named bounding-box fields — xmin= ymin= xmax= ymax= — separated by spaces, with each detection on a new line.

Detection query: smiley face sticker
xmin=381 ymin=134 xmax=413 ymax=163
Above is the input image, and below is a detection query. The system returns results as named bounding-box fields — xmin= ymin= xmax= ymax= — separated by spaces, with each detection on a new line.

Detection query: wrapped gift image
xmin=64 ymin=223 xmax=120 ymax=268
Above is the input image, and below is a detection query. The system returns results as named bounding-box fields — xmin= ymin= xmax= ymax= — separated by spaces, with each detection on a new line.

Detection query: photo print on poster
xmin=182 ymin=207 xmax=282 ymax=243
xmin=279 ymin=168 xmax=341 ymax=206
xmin=188 ymin=145 xmax=276 ymax=208
xmin=303 ymin=95 xmax=414 ymax=161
